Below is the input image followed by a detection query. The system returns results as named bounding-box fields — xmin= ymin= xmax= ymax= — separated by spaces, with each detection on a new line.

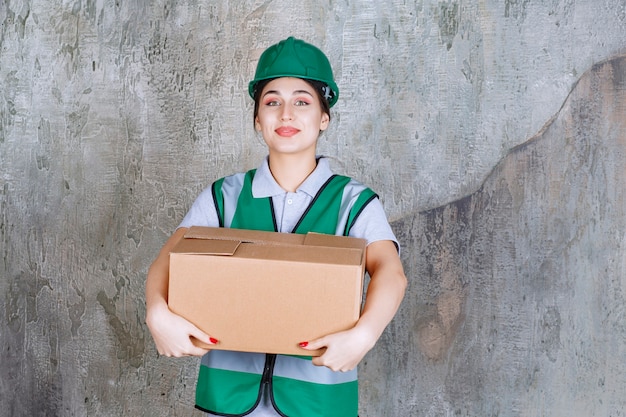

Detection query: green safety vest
xmin=195 ymin=168 xmax=377 ymax=417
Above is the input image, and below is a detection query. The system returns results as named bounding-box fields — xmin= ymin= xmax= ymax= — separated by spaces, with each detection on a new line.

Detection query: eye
xmin=263 ymin=99 xmax=280 ymax=107
xmin=294 ymin=99 xmax=310 ymax=106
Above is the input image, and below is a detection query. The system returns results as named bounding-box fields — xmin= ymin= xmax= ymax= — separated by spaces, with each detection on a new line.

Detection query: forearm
xmin=144 ymin=227 xmax=214 ymax=356
xmin=305 ymin=240 xmax=407 ymax=370
xmin=356 ymin=265 xmax=407 ymax=345
xmin=145 ymin=228 xmax=188 ymax=318
xmin=145 ymin=260 xmax=170 ymax=324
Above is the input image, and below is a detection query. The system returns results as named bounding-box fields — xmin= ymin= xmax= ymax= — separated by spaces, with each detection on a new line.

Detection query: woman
xmin=145 ymin=36 xmax=407 ymax=417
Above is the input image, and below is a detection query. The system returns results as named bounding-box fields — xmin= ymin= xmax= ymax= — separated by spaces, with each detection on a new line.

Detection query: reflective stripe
xmin=221 ymin=172 xmax=246 ymax=228
xmin=202 ymin=352 xmax=357 ymax=385
xmin=336 ymin=179 xmax=368 ymax=235
xmin=274 ymin=355 xmax=357 ymax=384
xmin=201 ymin=350 xmax=265 ymax=374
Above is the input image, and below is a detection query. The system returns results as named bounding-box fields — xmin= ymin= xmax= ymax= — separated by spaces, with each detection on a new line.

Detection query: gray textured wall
xmin=1 ymin=0 xmax=625 ymax=416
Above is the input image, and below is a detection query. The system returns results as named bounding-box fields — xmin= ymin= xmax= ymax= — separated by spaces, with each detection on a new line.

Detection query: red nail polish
xmin=210 ymin=337 xmax=219 ymax=344
xmin=299 ymin=341 xmax=308 ymax=348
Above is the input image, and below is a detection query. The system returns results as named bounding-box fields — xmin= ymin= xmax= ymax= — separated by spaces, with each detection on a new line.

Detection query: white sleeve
xmin=348 ymin=197 xmax=399 ymax=251
xmin=178 ymin=186 xmax=220 ymax=229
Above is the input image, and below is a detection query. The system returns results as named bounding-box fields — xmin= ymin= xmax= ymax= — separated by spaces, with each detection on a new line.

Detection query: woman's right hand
xmin=145 ymin=227 xmax=217 ymax=357
xmin=146 ymin=302 xmax=217 ymax=357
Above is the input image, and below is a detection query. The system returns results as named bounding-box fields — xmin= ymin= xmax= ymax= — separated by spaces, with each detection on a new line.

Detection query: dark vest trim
xmin=289 ymin=174 xmax=338 ymax=234
xmin=268 ymin=197 xmax=278 ymax=232
xmin=344 ymin=192 xmax=379 ymax=236
xmin=211 ymin=179 xmax=225 ymax=228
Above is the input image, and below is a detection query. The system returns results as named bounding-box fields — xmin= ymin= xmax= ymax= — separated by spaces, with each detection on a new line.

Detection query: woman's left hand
xmin=299 ymin=239 xmax=407 ymax=372
xmin=300 ymin=325 xmax=377 ymax=372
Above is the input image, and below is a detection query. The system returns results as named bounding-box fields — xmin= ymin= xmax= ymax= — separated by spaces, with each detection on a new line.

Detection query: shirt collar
xmin=252 ymin=156 xmax=334 ymax=198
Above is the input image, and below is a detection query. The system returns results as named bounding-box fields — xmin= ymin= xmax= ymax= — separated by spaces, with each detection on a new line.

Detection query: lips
xmin=275 ymin=126 xmax=300 ymax=137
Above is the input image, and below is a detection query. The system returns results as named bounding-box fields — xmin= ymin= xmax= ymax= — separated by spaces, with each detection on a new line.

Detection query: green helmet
xmin=248 ymin=37 xmax=339 ymax=107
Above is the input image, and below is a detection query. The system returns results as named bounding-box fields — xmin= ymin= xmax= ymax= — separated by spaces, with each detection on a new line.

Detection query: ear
xmin=255 ymin=117 xmax=261 ymax=131
xmin=319 ymin=113 xmax=330 ymax=131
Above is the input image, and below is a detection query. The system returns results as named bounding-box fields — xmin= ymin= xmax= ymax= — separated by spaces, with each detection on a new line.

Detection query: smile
xmin=275 ymin=126 xmax=300 ymax=137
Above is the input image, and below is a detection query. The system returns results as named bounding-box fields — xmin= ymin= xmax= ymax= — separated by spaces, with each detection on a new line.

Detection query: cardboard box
xmin=168 ymin=226 xmax=367 ymax=356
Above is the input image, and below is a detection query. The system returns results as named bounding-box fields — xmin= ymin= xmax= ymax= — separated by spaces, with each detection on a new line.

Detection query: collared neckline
xmin=251 ymin=156 xmax=334 ymax=198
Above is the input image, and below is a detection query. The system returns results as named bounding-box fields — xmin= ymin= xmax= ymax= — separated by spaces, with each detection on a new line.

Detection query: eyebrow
xmin=262 ymin=89 xmax=314 ymax=98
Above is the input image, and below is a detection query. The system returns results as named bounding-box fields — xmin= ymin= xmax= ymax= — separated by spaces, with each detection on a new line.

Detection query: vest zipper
xmin=262 ymin=353 xmax=277 ymax=386
xmin=262 ymin=354 xmax=289 ymax=417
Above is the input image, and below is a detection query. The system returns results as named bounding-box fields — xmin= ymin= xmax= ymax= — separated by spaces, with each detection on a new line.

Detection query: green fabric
xmin=196 ymin=365 xmax=263 ymax=415
xmin=230 ymin=170 xmax=276 ymax=231
xmin=222 ymin=171 xmax=361 ymax=236
xmin=273 ymin=375 xmax=358 ymax=417
xmin=292 ymin=175 xmax=351 ymax=235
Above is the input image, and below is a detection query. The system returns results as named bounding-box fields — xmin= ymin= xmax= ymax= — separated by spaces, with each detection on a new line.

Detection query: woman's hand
xmin=145 ymin=227 xmax=217 ymax=357
xmin=301 ymin=325 xmax=377 ymax=372
xmin=146 ymin=302 xmax=216 ymax=357
xmin=299 ymin=239 xmax=407 ymax=371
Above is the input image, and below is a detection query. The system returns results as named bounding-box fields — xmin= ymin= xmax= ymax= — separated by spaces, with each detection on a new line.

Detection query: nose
xmin=280 ymin=104 xmax=294 ymax=121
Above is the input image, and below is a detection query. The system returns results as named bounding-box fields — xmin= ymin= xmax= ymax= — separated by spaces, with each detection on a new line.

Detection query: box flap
xmin=178 ymin=227 xmax=366 ymax=263
xmin=303 ymin=232 xmax=367 ymax=250
xmin=185 ymin=226 xmax=366 ymax=249
xmin=233 ymin=243 xmax=364 ymax=266
xmin=172 ymin=236 xmax=241 ymax=255
xmin=184 ymin=226 xmax=305 ymax=246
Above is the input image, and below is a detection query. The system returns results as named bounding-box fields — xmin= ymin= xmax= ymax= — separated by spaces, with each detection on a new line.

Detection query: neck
xmin=267 ymin=153 xmax=318 ymax=192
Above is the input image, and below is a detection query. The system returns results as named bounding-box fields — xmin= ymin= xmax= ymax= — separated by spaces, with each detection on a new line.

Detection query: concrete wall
xmin=1 ymin=0 xmax=625 ymax=415
xmin=371 ymin=56 xmax=626 ymax=416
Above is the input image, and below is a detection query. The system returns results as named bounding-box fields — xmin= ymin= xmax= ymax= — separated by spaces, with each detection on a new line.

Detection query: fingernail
xmin=299 ymin=341 xmax=308 ymax=348
xmin=210 ymin=337 xmax=219 ymax=344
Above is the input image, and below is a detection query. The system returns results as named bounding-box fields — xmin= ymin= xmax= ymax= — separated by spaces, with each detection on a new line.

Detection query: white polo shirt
xmin=179 ymin=156 xmax=398 ymax=249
